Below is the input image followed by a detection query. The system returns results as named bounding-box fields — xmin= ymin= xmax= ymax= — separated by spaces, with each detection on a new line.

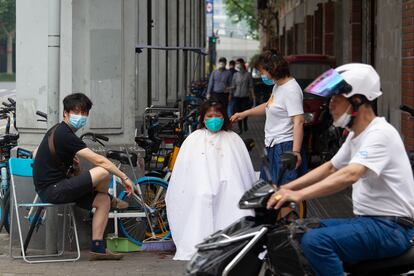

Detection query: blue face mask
xmin=261 ymin=74 xmax=275 ymax=86
xmin=205 ymin=117 xmax=224 ymax=133
xmin=69 ymin=114 xmax=88 ymax=129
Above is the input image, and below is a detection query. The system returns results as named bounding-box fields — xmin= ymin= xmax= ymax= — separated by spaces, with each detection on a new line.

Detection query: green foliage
xmin=0 ymin=72 xmax=15 ymax=81
xmin=223 ymin=0 xmax=259 ymax=39
xmin=0 ymin=0 xmax=16 ymax=40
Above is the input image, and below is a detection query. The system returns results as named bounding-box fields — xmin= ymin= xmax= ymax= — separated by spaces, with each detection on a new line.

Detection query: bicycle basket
xmin=186 ymin=216 xmax=265 ymax=276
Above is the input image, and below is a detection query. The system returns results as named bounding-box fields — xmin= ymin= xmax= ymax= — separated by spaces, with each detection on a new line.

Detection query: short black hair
xmin=254 ymin=48 xmax=290 ymax=80
xmin=229 ymin=60 xmax=236 ymax=66
xmin=198 ymin=100 xmax=231 ymax=131
xmin=236 ymin=58 xmax=245 ymax=64
xmin=218 ymin=57 xmax=227 ymax=63
xmin=63 ymin=93 xmax=93 ymax=114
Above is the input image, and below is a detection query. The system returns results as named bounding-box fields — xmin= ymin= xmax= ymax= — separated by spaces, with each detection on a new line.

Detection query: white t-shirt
xmin=264 ymin=78 xmax=304 ymax=147
xmin=331 ymin=117 xmax=414 ymax=218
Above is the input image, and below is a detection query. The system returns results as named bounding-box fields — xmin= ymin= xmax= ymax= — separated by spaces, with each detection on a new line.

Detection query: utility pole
xmin=206 ymin=0 xmax=216 ymax=74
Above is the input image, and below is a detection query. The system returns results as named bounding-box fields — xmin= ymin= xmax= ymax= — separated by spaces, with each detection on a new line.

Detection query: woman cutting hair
xmin=231 ymin=49 xmax=307 ymax=185
xmin=166 ymin=100 xmax=256 ymax=260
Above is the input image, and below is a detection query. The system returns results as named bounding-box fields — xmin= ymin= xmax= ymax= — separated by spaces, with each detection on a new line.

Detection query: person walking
xmin=206 ymin=57 xmax=232 ymax=108
xmin=230 ymin=58 xmax=255 ymax=134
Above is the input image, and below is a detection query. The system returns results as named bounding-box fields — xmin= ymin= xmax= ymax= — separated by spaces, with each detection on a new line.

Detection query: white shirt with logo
xmin=331 ymin=117 xmax=414 ymax=218
xmin=264 ymin=79 xmax=304 ymax=147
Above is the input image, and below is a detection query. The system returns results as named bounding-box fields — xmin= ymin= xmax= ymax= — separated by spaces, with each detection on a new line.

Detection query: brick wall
xmin=350 ymin=0 xmax=362 ymax=62
xmin=306 ymin=15 xmax=314 ymax=53
xmin=324 ymin=1 xmax=335 ymax=56
xmin=402 ymin=0 xmax=414 ymax=150
xmin=314 ymin=4 xmax=323 ymax=54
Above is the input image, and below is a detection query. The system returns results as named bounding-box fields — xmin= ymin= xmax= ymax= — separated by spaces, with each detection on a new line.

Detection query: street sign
xmin=206 ymin=1 xmax=213 ymax=14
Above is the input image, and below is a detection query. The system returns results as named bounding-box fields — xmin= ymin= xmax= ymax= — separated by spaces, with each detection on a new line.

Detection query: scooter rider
xmin=267 ymin=63 xmax=414 ymax=276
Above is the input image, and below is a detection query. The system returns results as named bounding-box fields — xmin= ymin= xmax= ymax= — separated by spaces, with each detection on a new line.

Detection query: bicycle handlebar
xmin=7 ymin=98 xmax=15 ymax=106
xmin=94 ymin=134 xmax=109 ymax=142
xmin=400 ymin=105 xmax=414 ymax=117
xmin=35 ymin=111 xmax=48 ymax=120
xmin=80 ymin=132 xmax=109 ymax=146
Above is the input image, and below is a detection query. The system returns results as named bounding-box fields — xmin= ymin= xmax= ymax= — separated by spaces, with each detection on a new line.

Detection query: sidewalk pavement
xmin=0 ymin=233 xmax=186 ymax=276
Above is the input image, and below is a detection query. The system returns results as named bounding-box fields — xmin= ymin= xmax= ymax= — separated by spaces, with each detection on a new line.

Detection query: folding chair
xmin=8 ymin=157 xmax=80 ymax=263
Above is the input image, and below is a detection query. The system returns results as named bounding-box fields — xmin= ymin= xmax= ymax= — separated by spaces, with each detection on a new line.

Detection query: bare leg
xmin=91 ymin=192 xmax=110 ymax=240
xmin=88 ymin=167 xmax=111 ymax=240
xmin=89 ymin=167 xmax=111 ymax=193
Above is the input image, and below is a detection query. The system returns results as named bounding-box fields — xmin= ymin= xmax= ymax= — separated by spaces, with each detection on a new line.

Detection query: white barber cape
xmin=166 ymin=129 xmax=256 ymax=260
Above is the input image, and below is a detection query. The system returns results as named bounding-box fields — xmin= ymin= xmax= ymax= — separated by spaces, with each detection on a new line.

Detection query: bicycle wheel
xmin=118 ymin=177 xmax=170 ymax=246
xmin=0 ymin=189 xmax=10 ymax=233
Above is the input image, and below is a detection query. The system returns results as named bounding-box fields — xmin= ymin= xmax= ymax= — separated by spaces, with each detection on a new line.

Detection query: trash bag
xmin=186 ymin=216 xmax=266 ymax=276
xmin=267 ymin=218 xmax=320 ymax=276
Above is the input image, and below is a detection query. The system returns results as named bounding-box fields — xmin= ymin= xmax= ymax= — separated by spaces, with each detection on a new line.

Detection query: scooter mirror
xmin=239 ymin=180 xmax=275 ymax=209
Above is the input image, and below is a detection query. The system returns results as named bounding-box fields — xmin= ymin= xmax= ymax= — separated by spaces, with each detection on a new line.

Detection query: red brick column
xmin=350 ymin=0 xmax=362 ymax=62
xmin=306 ymin=15 xmax=314 ymax=53
xmin=324 ymin=1 xmax=334 ymax=56
xmin=402 ymin=0 xmax=414 ymax=150
xmin=314 ymin=4 xmax=323 ymax=54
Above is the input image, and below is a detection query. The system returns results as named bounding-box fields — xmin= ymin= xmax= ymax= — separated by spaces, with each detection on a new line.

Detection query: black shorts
xmin=38 ymin=172 xmax=99 ymax=210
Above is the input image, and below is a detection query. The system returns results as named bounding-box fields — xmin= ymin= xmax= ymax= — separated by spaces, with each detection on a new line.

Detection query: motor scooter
xmin=186 ymin=152 xmax=414 ymax=276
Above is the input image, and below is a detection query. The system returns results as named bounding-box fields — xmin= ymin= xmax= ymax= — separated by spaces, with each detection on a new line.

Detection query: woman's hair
xmin=198 ymin=100 xmax=232 ymax=131
xmin=254 ymin=48 xmax=290 ymax=80
xmin=63 ymin=92 xmax=93 ymax=113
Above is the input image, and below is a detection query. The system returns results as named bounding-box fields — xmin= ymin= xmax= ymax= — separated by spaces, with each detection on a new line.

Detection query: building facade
xmin=16 ymin=0 xmax=206 ymax=147
xmin=274 ymin=0 xmax=414 ymax=150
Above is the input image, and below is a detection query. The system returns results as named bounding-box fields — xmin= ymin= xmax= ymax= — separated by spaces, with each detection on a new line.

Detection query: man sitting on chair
xmin=33 ymin=93 xmax=135 ymax=261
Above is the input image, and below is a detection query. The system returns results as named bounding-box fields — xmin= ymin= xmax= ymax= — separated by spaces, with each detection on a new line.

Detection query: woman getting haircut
xmin=166 ymin=100 xmax=256 ymax=260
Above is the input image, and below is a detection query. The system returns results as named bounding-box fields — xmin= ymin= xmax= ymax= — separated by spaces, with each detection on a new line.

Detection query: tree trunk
xmin=6 ymin=31 xmax=14 ymax=75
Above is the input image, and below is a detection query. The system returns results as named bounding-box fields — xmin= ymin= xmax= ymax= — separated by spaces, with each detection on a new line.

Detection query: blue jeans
xmin=300 ymin=217 xmax=414 ymax=276
xmin=259 ymin=141 xmax=308 ymax=186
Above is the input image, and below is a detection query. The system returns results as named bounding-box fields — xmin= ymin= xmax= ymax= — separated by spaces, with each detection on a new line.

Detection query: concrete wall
xmin=18 ymin=0 xmax=206 ymax=143
xmin=135 ymin=0 xmax=206 ymax=118
xmin=375 ymin=0 xmax=402 ymax=129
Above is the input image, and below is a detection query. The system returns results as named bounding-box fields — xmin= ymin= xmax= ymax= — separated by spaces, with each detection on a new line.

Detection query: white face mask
xmin=235 ymin=64 xmax=242 ymax=71
xmin=333 ymin=105 xmax=352 ymax=128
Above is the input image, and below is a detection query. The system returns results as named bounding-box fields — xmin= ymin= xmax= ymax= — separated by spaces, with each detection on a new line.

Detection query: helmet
xmin=305 ymin=63 xmax=382 ymax=101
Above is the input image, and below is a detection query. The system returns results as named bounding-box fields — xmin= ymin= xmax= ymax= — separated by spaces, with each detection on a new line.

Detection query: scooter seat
xmin=106 ymin=150 xmax=137 ymax=167
xmin=344 ymin=245 xmax=414 ymax=275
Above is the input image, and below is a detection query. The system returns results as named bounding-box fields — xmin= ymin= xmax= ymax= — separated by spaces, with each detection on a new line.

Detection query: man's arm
xmin=268 ymin=163 xmax=366 ymax=209
xmin=283 ymin=161 xmax=337 ymax=191
xmin=76 ymin=148 xmax=128 ymax=179
xmin=76 ymin=148 xmax=135 ymax=195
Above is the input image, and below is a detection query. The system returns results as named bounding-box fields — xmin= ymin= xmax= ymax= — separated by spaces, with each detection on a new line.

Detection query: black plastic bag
xmin=186 ymin=216 xmax=265 ymax=276
xmin=267 ymin=218 xmax=320 ymax=276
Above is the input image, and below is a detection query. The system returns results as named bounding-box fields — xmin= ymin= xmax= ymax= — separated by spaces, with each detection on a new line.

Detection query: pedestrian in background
xmin=227 ymin=60 xmax=238 ymax=116
xmin=207 ymin=57 xmax=232 ymax=108
xmin=228 ymin=60 xmax=237 ymax=76
xmin=230 ymin=58 xmax=255 ymax=134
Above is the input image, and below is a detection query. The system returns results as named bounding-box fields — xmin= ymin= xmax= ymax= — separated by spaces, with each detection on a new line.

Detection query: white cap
xmin=335 ymin=63 xmax=382 ymax=101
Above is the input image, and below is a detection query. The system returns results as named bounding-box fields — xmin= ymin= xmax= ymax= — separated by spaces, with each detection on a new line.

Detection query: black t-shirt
xmin=33 ymin=122 xmax=87 ymax=192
